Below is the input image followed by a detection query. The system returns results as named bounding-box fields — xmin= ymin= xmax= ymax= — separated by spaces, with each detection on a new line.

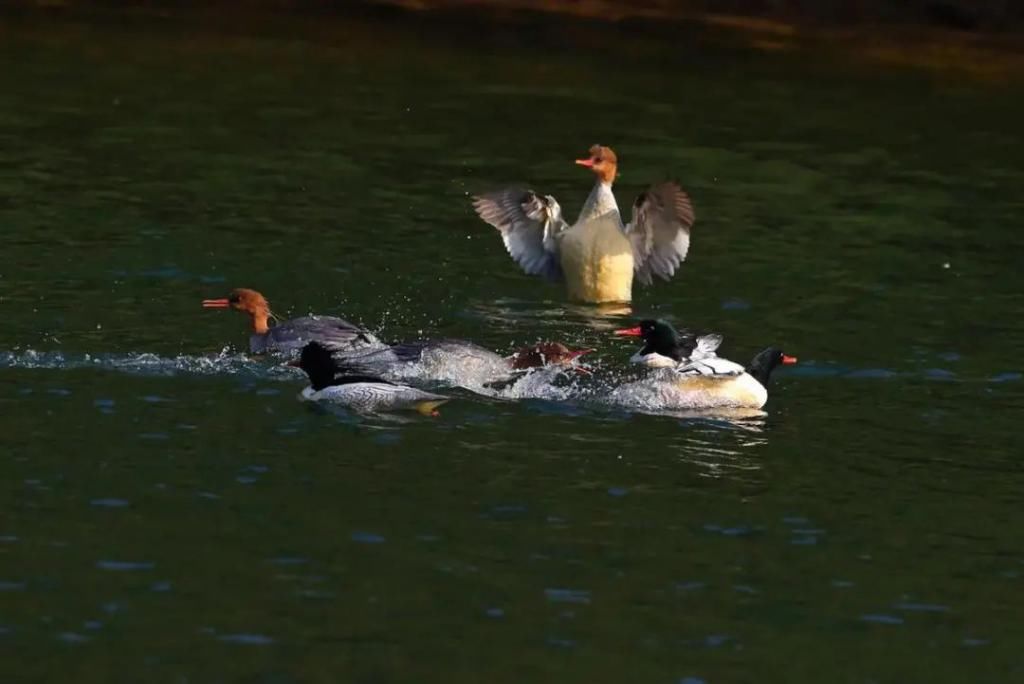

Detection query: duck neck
xmin=306 ymin=362 xmax=338 ymax=391
xmin=643 ymin=340 xmax=683 ymax=362
xmin=747 ymin=352 xmax=779 ymax=386
xmin=250 ymin=308 xmax=271 ymax=335
xmin=577 ymin=180 xmax=619 ymax=224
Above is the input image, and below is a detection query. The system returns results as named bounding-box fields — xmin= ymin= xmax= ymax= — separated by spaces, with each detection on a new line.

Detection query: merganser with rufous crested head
xmin=201 ymin=288 xmax=382 ymax=356
xmin=340 ymin=338 xmax=595 ymax=389
xmin=292 ymin=342 xmax=448 ymax=415
xmin=472 ymin=144 xmax=696 ymax=304
xmin=613 ymin=319 xmax=723 ymax=368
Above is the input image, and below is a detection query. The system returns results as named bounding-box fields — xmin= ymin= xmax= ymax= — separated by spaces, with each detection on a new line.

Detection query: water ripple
xmin=216 ymin=633 xmax=275 ymax=645
xmin=96 ymin=560 xmax=154 ymax=571
xmin=90 ymin=498 xmax=129 ymax=508
xmin=544 ymin=588 xmax=591 ymax=604
xmin=860 ymin=614 xmax=904 ymax=625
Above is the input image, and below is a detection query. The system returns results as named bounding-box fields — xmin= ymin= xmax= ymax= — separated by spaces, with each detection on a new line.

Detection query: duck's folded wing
xmin=675 ymin=356 xmax=745 ymax=378
xmin=279 ymin=316 xmax=382 ymax=353
xmin=693 ymin=333 xmax=723 ymax=357
xmin=626 ymin=182 xmax=696 ymax=286
xmin=472 ymin=188 xmax=568 ymax=281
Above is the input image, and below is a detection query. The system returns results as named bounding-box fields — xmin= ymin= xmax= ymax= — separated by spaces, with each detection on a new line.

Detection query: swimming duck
xmin=202 ymin=288 xmax=382 ymax=356
xmin=671 ymin=347 xmax=797 ymax=408
xmin=612 ymin=345 xmax=797 ymax=410
xmin=613 ymin=319 xmax=722 ymax=368
xmin=292 ymin=342 xmax=448 ymax=415
xmin=472 ymin=144 xmax=696 ymax=303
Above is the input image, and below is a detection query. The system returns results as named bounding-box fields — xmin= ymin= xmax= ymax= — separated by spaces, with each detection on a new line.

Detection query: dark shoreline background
xmin=4 ymin=0 xmax=1024 ymax=81
xmin=7 ymin=0 xmax=1024 ymax=31
xmin=6 ymin=0 xmax=1024 ymax=80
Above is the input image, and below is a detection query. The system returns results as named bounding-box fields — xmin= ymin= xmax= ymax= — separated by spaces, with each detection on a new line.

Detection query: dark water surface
xmin=2 ymin=8 xmax=1024 ymax=682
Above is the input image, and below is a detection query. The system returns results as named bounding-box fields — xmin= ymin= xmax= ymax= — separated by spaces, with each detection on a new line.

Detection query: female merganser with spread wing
xmin=472 ymin=144 xmax=696 ymax=303
xmin=201 ymin=288 xmax=382 ymax=356
xmin=342 ymin=339 xmax=594 ymax=388
xmin=613 ymin=319 xmax=722 ymax=368
xmin=612 ymin=344 xmax=797 ymax=410
xmin=293 ymin=342 xmax=448 ymax=415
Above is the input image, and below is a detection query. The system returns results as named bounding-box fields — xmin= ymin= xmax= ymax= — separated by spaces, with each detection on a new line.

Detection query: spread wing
xmin=626 ymin=182 xmax=696 ymax=286
xmin=472 ymin=188 xmax=569 ymax=281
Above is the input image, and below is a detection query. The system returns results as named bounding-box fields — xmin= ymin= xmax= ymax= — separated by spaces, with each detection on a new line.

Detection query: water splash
xmin=0 ymin=348 xmax=301 ymax=382
xmin=345 ymin=346 xmax=581 ymax=402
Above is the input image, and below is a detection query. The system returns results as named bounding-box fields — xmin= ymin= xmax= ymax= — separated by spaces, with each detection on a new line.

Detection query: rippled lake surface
xmin=2 ymin=7 xmax=1024 ymax=682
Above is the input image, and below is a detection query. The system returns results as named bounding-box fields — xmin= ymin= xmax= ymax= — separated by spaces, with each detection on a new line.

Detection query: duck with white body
xmin=613 ymin=320 xmax=797 ymax=409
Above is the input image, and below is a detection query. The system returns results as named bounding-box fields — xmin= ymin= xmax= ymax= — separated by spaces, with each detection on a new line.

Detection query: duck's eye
xmin=229 ymin=295 xmax=240 ymax=304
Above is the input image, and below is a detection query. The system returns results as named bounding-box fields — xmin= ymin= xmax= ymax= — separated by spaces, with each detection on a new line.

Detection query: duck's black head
xmin=294 ymin=342 xmax=338 ymax=391
xmin=613 ymin=319 xmax=684 ymax=360
xmin=747 ymin=347 xmax=798 ymax=385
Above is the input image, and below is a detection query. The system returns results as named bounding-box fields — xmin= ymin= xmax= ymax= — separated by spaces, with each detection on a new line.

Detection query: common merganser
xmin=292 ymin=342 xmax=448 ymax=415
xmin=201 ymin=288 xmax=382 ymax=356
xmin=612 ymin=345 xmax=797 ymax=410
xmin=342 ymin=339 xmax=594 ymax=388
xmin=472 ymin=145 xmax=696 ymax=303
xmin=613 ymin=319 xmax=722 ymax=368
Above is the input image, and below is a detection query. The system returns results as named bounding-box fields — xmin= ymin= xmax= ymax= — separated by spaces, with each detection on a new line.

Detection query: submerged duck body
xmin=342 ymin=338 xmax=593 ymax=390
xmin=294 ymin=342 xmax=447 ymax=415
xmin=202 ymin=288 xmax=382 ymax=356
xmin=473 ymin=145 xmax=696 ymax=304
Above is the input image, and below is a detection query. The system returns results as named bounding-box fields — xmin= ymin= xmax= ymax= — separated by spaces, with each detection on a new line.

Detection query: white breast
xmin=629 ymin=350 xmax=679 ymax=368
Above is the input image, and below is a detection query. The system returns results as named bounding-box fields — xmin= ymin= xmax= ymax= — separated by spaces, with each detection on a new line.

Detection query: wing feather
xmin=675 ymin=356 xmax=745 ymax=379
xmin=472 ymin=188 xmax=568 ymax=281
xmin=626 ymin=182 xmax=696 ymax=286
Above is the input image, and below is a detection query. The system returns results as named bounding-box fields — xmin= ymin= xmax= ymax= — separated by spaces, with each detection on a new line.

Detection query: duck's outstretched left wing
xmin=472 ymin=188 xmax=569 ymax=281
xmin=626 ymin=182 xmax=696 ymax=286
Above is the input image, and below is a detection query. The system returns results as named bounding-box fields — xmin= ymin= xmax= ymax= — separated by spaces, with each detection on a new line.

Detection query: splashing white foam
xmin=0 ymin=348 xmax=301 ymax=381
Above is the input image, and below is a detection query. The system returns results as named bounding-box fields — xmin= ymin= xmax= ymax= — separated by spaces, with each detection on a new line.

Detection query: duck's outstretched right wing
xmin=472 ymin=188 xmax=569 ymax=282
